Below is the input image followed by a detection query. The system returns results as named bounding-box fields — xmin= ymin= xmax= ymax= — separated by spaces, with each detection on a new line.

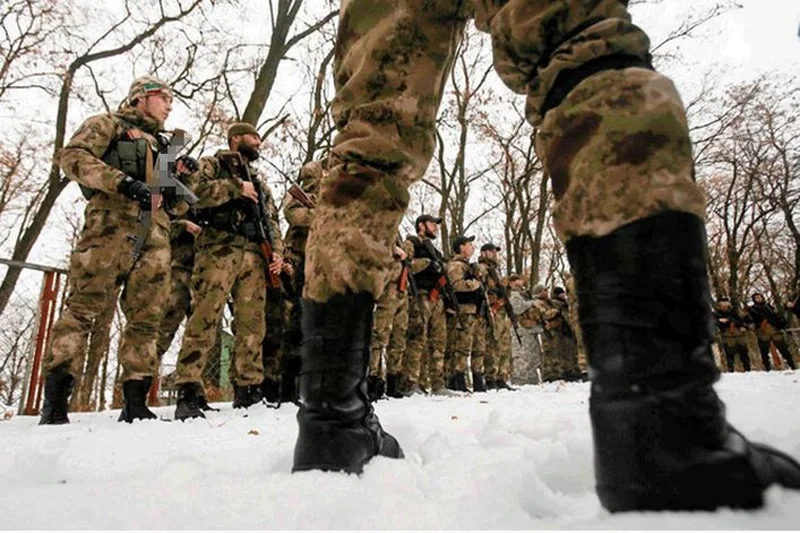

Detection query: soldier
xmin=280 ymin=160 xmax=323 ymax=402
xmin=445 ymin=235 xmax=487 ymax=393
xmin=746 ymin=293 xmax=796 ymax=371
xmin=402 ymin=215 xmax=448 ymax=396
xmin=713 ymin=296 xmax=751 ymax=372
xmin=294 ymin=1 xmax=800 ymax=505
xmin=564 ymin=274 xmax=588 ymax=380
xmin=539 ymin=287 xmax=582 ymax=382
xmin=508 ymin=275 xmax=543 ymax=385
xmin=172 ymin=122 xmax=284 ymax=420
xmin=368 ymin=239 xmax=413 ymax=400
xmin=40 ymin=76 xmax=194 ymax=425
xmin=477 ymin=243 xmax=515 ymax=391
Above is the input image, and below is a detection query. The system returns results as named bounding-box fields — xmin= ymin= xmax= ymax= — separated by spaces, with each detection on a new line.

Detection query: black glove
xmin=430 ymin=260 xmax=443 ymax=274
xmin=175 ymin=155 xmax=199 ymax=175
xmin=117 ymin=176 xmax=151 ymax=209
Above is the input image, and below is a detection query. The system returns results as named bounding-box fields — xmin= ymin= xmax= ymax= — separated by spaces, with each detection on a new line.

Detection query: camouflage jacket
xmin=191 ymin=150 xmax=284 ymax=255
xmin=59 ymin=105 xmax=191 ymax=227
xmin=446 ymin=254 xmax=485 ymax=314
xmin=282 ymin=160 xmax=322 ymax=269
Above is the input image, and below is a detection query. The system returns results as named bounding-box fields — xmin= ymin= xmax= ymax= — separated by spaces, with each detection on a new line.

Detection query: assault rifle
xmin=396 ymin=234 xmax=418 ymax=300
xmin=422 ymin=239 xmax=466 ymax=329
xmin=485 ymin=266 xmax=523 ymax=344
xmin=218 ymin=151 xmax=281 ymax=289
xmin=288 ymin=182 xmax=316 ymax=209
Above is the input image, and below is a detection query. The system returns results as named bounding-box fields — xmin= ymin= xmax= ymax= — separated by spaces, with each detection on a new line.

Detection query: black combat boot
xmin=261 ymin=377 xmax=281 ymax=404
xmin=198 ymin=395 xmax=220 ymax=412
xmin=385 ymin=373 xmax=403 ymax=399
xmin=448 ymin=372 xmax=469 ymax=392
xmin=293 ymin=291 xmax=403 ymax=474
xmin=118 ymin=377 xmax=158 ymax=423
xmin=174 ymin=383 xmax=205 ymax=421
xmin=38 ymin=365 xmax=74 ymax=425
xmin=567 ymin=211 xmax=800 ymax=512
xmin=495 ymin=379 xmax=516 ymax=391
xmin=472 ymin=372 xmax=487 ymax=392
xmin=485 ymin=376 xmax=497 ymax=390
xmin=367 ymin=375 xmax=386 ymax=402
xmin=280 ymin=355 xmax=301 ymax=403
xmin=232 ymin=384 xmax=264 ymax=409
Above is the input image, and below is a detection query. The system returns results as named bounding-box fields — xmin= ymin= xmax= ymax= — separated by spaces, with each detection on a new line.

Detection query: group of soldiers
xmin=714 ymin=292 xmax=800 ymax=373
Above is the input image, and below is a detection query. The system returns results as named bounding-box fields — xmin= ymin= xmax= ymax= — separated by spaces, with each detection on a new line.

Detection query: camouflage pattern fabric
xmin=370 ymin=269 xmax=410 ymax=377
xmin=47 ymin=107 xmax=175 ymax=382
xmin=486 ymin=308 xmax=513 ymax=381
xmin=540 ymin=298 xmax=582 ymax=382
xmin=155 ymin=221 xmax=196 ymax=359
xmin=404 ymin=295 xmax=446 ymax=391
xmin=509 ymin=288 xmax=542 ymax=385
xmin=263 ymin=286 xmax=289 ymax=382
xmin=303 ymin=0 xmax=706 ymax=304
xmin=445 ymin=254 xmax=486 ymax=374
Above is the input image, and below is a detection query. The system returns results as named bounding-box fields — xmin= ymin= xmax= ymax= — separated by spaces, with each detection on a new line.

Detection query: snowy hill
xmin=2 ymin=372 xmax=799 ymax=529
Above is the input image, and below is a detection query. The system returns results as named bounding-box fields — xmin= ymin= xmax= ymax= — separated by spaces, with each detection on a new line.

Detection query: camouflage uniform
xmin=404 ymin=235 xmax=447 ymax=391
xmin=713 ymin=302 xmax=751 ymax=372
xmin=746 ymin=301 xmax=796 ymax=371
xmin=303 ymin=0 xmax=705 ymax=305
xmin=155 ymin=219 xmax=197 ymax=359
xmin=565 ymin=275 xmax=587 ymax=375
xmin=509 ymin=286 xmax=543 ymax=384
xmin=48 ymin=105 xmax=188 ymax=382
xmin=369 ymin=241 xmax=413 ymax=378
xmin=540 ymin=292 xmax=582 ymax=382
xmin=446 ymin=254 xmax=487 ymax=378
xmin=174 ymin=151 xmax=284 ymax=388
xmin=478 ymin=256 xmax=512 ymax=383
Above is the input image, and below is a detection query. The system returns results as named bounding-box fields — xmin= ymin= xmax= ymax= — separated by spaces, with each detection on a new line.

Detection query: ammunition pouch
xmin=81 ymin=132 xmax=151 ymax=200
xmin=456 ymin=289 xmax=483 ymax=307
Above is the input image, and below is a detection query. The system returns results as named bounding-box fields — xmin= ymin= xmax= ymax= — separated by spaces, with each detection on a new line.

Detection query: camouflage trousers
xmin=404 ymin=294 xmax=446 ymax=390
xmin=447 ymin=313 xmax=485 ymax=377
xmin=512 ymin=326 xmax=542 ymax=385
xmin=263 ymin=287 xmax=288 ymax=382
xmin=541 ymin=330 xmax=582 ymax=382
xmin=718 ymin=335 xmax=750 ymax=372
xmin=47 ymin=208 xmax=170 ymax=382
xmin=155 ymin=238 xmax=194 ymax=359
xmin=485 ymin=312 xmax=512 ymax=381
xmin=303 ymin=0 xmax=705 ymax=303
xmin=369 ymin=283 xmax=409 ymax=377
xmin=175 ymin=229 xmax=267 ymax=388
xmin=755 ymin=332 xmax=796 ymax=371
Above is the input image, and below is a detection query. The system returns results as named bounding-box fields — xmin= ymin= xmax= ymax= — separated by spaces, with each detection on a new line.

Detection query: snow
xmin=2 ymin=372 xmax=799 ymax=529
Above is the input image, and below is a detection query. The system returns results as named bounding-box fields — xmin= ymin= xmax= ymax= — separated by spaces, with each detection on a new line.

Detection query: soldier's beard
xmin=238 ymin=144 xmax=260 ymax=162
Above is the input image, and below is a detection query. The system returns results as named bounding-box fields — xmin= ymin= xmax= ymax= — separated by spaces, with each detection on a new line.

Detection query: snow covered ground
xmin=2 ymin=372 xmax=799 ymax=530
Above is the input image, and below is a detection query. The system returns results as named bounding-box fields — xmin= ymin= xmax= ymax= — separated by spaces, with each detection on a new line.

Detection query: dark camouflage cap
xmin=415 ymin=214 xmax=442 ymax=227
xmin=227 ymin=122 xmax=259 ymax=140
xmin=480 ymin=243 xmax=501 ymax=252
xmin=451 ymin=235 xmax=475 ymax=253
xmin=127 ymin=75 xmax=173 ymax=104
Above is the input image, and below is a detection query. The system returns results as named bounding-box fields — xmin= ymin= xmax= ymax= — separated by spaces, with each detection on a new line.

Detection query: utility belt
xmin=540 ymin=54 xmax=654 ymax=117
xmin=197 ymin=210 xmax=256 ymax=240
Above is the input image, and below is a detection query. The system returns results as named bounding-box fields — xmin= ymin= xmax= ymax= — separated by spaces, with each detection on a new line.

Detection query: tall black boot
xmin=261 ymin=377 xmax=281 ymax=404
xmin=567 ymin=212 xmax=800 ymax=512
xmin=448 ymin=371 xmax=469 ymax=392
xmin=174 ymin=383 xmax=205 ymax=421
xmin=233 ymin=383 xmax=264 ymax=409
xmin=386 ymin=373 xmax=403 ymax=399
xmin=367 ymin=375 xmax=386 ymax=402
xmin=472 ymin=372 xmax=487 ymax=392
xmin=38 ymin=366 xmax=74 ymax=425
xmin=118 ymin=377 xmax=158 ymax=423
xmin=293 ymin=291 xmax=403 ymax=474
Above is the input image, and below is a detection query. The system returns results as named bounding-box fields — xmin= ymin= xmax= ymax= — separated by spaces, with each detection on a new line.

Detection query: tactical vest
xmin=81 ymin=120 xmax=156 ymax=200
xmin=408 ymin=235 xmax=443 ymax=291
xmin=195 ymin=157 xmax=254 ymax=235
xmin=454 ymin=260 xmax=484 ymax=307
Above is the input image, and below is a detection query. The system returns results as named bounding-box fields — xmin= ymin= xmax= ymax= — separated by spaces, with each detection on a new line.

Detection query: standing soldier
xmin=713 ymin=296 xmax=751 ymax=372
xmin=540 ymin=287 xmax=582 ymax=382
xmin=280 ymin=160 xmax=323 ymax=402
xmin=172 ymin=123 xmax=284 ymax=420
xmin=746 ymin=293 xmax=796 ymax=371
xmin=508 ymin=275 xmax=543 ymax=385
xmin=403 ymin=215 xmax=448 ymax=396
xmin=368 ymin=240 xmax=413 ymax=400
xmin=294 ymin=1 xmax=800 ymax=505
xmin=477 ymin=243 xmax=515 ymax=391
xmin=40 ymin=76 xmax=194 ymax=425
xmin=445 ymin=235 xmax=487 ymax=393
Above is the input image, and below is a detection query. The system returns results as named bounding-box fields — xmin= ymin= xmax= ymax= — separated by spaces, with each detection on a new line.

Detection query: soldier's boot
xmin=118 ymin=377 xmax=158 ymax=423
xmin=38 ymin=366 xmax=74 ymax=425
xmin=367 ymin=375 xmax=386 ymax=402
xmin=261 ymin=377 xmax=281 ymax=404
xmin=385 ymin=373 xmax=403 ymax=399
xmin=567 ymin=211 xmax=800 ymax=513
xmin=293 ymin=291 xmax=404 ymax=474
xmin=496 ymin=379 xmax=516 ymax=391
xmin=198 ymin=395 xmax=220 ymax=412
xmin=485 ymin=376 xmax=497 ymax=390
xmin=472 ymin=372 xmax=487 ymax=392
xmin=281 ymin=355 xmax=301 ymax=403
xmin=448 ymin=372 xmax=469 ymax=392
xmin=232 ymin=384 xmax=264 ymax=409
xmin=174 ymin=383 xmax=205 ymax=421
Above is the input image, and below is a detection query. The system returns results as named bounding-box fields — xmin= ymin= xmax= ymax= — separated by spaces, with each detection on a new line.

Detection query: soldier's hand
xmin=117 ymin=176 xmax=152 ymax=210
xmin=282 ymin=261 xmax=294 ymax=276
xmin=241 ymin=181 xmax=258 ymax=203
xmin=185 ymin=221 xmax=202 ymax=236
xmin=175 ymin=155 xmax=199 ymax=176
xmin=269 ymin=254 xmax=283 ymax=275
xmin=394 ymin=246 xmax=407 ymax=260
